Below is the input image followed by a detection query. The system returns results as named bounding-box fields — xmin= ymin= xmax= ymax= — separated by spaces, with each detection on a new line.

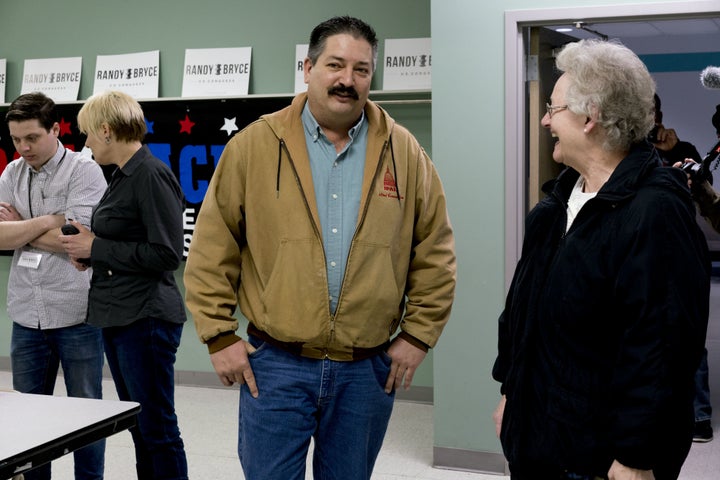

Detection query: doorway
xmin=504 ymin=2 xmax=720 ymax=287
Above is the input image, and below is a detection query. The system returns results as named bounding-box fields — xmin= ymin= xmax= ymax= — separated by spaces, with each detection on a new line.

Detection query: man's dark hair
xmin=307 ymin=16 xmax=378 ymax=71
xmin=5 ymin=92 xmax=58 ymax=130
xmin=653 ymin=93 xmax=663 ymax=124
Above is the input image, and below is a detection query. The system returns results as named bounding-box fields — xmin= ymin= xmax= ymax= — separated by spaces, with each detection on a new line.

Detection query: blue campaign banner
xmin=0 ymin=96 xmax=293 ymax=256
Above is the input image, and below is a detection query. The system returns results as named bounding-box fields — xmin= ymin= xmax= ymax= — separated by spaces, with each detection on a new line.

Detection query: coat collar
xmin=545 ymin=142 xmax=673 ymax=204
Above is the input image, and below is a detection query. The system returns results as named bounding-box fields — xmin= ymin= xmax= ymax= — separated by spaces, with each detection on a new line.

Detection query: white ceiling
xmin=546 ymin=17 xmax=720 ymax=53
xmin=597 ymin=18 xmax=720 ymax=37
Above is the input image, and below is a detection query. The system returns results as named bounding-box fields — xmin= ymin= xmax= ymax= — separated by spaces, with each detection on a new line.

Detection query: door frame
xmin=504 ymin=1 xmax=720 ymax=289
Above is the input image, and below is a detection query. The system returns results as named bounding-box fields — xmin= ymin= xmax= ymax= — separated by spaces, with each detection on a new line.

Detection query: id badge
xmin=18 ymin=251 xmax=42 ymax=269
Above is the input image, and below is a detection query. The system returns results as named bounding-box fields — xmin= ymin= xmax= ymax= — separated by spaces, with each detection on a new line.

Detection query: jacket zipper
xmin=333 ymin=138 xmax=392 ymax=316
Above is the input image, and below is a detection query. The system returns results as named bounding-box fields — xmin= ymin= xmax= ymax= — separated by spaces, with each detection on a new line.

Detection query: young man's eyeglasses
xmin=546 ymin=103 xmax=568 ymax=118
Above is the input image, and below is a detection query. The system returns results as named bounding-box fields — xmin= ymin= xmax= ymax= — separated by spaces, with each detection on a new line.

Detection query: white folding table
xmin=0 ymin=392 xmax=140 ymax=479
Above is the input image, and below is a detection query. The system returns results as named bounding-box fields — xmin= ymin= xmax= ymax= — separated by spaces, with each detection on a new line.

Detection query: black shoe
xmin=693 ymin=420 xmax=714 ymax=443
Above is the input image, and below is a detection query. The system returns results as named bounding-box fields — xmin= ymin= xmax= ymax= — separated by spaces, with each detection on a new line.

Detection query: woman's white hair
xmin=556 ymin=39 xmax=656 ymax=152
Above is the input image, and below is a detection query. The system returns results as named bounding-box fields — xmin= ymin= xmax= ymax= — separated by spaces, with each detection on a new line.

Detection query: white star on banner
xmin=220 ymin=117 xmax=239 ymax=136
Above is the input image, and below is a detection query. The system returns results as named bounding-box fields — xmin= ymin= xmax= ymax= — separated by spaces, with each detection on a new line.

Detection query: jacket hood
xmin=257 ymin=92 xmax=400 ymax=218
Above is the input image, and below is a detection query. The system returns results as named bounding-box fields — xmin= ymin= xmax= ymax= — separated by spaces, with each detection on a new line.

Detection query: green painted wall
xmin=0 ymin=0 xmax=430 ymax=98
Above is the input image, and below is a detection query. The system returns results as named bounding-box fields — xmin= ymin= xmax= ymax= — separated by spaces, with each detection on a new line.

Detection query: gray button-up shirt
xmin=0 ymin=142 xmax=107 ymax=329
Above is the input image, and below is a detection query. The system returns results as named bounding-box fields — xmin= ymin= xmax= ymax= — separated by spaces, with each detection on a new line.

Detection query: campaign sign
xmin=94 ymin=50 xmax=160 ymax=99
xmin=382 ymin=38 xmax=432 ymax=91
xmin=21 ymin=56 xmax=82 ymax=101
xmin=0 ymin=59 xmax=6 ymax=104
xmin=295 ymin=44 xmax=308 ymax=94
xmin=0 ymin=96 xmax=293 ymax=257
xmin=182 ymin=47 xmax=252 ymax=97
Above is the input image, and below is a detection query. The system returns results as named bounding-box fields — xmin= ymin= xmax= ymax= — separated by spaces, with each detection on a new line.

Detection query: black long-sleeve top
xmin=88 ymin=145 xmax=187 ymax=328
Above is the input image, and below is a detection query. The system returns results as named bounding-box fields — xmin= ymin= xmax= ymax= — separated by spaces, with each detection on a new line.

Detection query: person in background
xmin=493 ymin=39 xmax=710 ymax=480
xmin=183 ymin=15 xmax=456 ymax=480
xmin=2 ymin=92 xmax=107 ymax=480
xmin=59 ymin=90 xmax=188 ymax=480
xmin=652 ymin=93 xmax=713 ymax=443
xmin=650 ymin=93 xmax=702 ymax=166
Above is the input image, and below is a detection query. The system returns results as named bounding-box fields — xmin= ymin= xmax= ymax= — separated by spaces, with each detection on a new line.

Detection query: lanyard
xmin=28 ymin=147 xmax=67 ymax=218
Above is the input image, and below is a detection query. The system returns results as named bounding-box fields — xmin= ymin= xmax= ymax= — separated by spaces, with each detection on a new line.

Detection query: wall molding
xmin=0 ymin=356 xmax=433 ymax=404
xmin=433 ymin=446 xmax=509 ymax=476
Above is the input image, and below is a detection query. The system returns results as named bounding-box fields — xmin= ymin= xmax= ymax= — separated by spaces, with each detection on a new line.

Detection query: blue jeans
xmin=239 ymin=336 xmax=396 ymax=480
xmin=11 ymin=322 xmax=105 ymax=480
xmin=102 ymin=318 xmax=188 ymax=480
xmin=694 ymin=347 xmax=712 ymax=423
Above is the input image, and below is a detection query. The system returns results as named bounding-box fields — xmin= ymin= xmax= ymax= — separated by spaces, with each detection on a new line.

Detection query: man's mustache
xmin=328 ymin=86 xmax=359 ymax=100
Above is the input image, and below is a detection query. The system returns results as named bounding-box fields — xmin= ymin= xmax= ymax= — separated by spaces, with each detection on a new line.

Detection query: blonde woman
xmin=60 ymin=90 xmax=188 ymax=480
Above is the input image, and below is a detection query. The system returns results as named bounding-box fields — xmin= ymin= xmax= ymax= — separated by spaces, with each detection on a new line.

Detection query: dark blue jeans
xmin=11 ymin=322 xmax=105 ymax=480
xmin=694 ymin=347 xmax=712 ymax=422
xmin=102 ymin=318 xmax=188 ymax=480
xmin=239 ymin=336 xmax=396 ymax=480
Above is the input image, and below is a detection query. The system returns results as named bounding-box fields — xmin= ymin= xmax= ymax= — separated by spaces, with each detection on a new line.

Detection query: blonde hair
xmin=77 ymin=90 xmax=146 ymax=142
xmin=556 ymin=39 xmax=655 ymax=151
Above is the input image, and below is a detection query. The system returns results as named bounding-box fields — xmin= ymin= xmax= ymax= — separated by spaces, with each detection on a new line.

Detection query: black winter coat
xmin=493 ymin=143 xmax=710 ymax=479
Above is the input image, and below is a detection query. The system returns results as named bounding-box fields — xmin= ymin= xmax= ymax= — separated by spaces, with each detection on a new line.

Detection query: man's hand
xmin=0 ymin=207 xmax=63 ymax=251
xmin=493 ymin=395 xmax=506 ymax=438
xmin=0 ymin=202 xmax=23 ymax=222
xmin=671 ymin=158 xmax=699 ymax=189
xmin=652 ymin=125 xmax=679 ymax=152
xmin=607 ymin=460 xmax=654 ymax=480
xmin=210 ymin=340 xmax=259 ymax=398
xmin=384 ymin=336 xmax=427 ymax=393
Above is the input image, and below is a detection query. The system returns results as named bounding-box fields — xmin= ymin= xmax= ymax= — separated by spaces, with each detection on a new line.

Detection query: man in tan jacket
xmin=184 ymin=15 xmax=456 ymax=480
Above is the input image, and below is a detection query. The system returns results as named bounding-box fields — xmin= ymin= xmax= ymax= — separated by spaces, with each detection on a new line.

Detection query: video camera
xmin=680 ymin=139 xmax=720 ymax=185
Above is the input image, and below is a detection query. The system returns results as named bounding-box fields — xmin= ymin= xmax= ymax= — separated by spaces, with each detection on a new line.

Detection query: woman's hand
xmin=493 ymin=395 xmax=506 ymax=438
xmin=59 ymin=220 xmax=95 ymax=265
xmin=607 ymin=460 xmax=654 ymax=480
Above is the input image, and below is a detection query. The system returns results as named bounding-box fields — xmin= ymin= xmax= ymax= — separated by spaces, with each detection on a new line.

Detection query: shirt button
xmin=331 ymin=228 xmax=338 ymax=234
xmin=107 ymin=270 xmax=113 ymax=276
xmin=332 ymin=194 xmax=338 ymax=199
xmin=330 ymin=261 xmax=336 ymax=267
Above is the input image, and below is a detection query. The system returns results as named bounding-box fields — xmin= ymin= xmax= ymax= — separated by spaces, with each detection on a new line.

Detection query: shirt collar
xmin=116 ymin=145 xmax=148 ymax=177
xmin=301 ymin=101 xmax=365 ymax=143
xmin=29 ymin=140 xmax=65 ymax=174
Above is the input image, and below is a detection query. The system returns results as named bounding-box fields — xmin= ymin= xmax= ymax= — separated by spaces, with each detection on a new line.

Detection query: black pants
xmin=509 ymin=464 xmax=606 ymax=480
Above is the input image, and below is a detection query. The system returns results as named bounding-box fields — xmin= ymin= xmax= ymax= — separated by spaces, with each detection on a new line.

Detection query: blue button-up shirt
xmin=302 ymin=102 xmax=368 ymax=314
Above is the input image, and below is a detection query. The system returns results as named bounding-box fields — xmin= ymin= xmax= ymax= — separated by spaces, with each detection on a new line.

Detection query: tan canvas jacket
xmin=184 ymin=93 xmax=456 ymax=360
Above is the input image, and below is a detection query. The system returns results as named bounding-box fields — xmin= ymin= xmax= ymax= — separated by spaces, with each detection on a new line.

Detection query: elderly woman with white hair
xmin=492 ymin=40 xmax=710 ymax=480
